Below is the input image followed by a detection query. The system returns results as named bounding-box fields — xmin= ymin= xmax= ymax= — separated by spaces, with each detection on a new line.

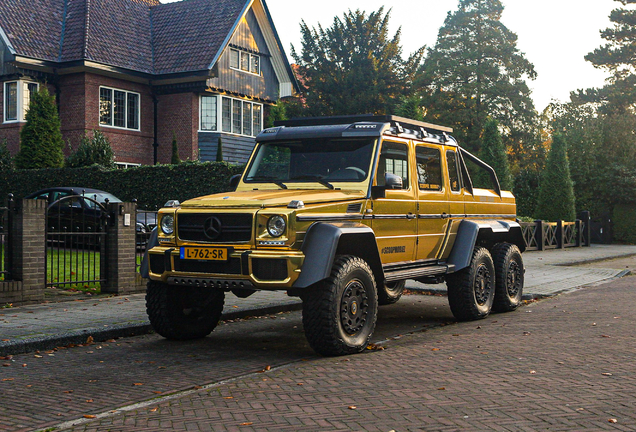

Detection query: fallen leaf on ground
xmin=83 ymin=415 xmax=96 ymax=419
xmin=149 ymin=407 xmax=158 ymax=412
xmin=1 ymin=378 xmax=14 ymax=381
xmin=224 ymin=396 xmax=234 ymax=399
xmin=240 ymin=422 xmax=253 ymax=426
xmin=133 ymin=383 xmax=143 ymax=386
xmin=438 ymin=387 xmax=446 ymax=390
xmin=86 ymin=399 xmax=93 ymax=403
xmin=602 ymin=373 xmax=613 ymax=376
xmin=609 ymin=419 xmax=618 ymax=423
xmin=193 ymin=385 xmax=202 ymax=389
xmin=152 ymin=391 xmax=162 ymax=394
xmin=530 ymin=370 xmax=537 ymax=374
xmin=63 ymin=390 xmax=73 ymax=394
xmin=86 ymin=336 xmax=94 ymax=344
xmin=264 ymin=365 xmax=271 ymax=371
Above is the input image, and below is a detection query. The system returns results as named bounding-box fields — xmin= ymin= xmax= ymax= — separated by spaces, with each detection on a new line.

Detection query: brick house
xmin=0 ymin=0 xmax=298 ymax=166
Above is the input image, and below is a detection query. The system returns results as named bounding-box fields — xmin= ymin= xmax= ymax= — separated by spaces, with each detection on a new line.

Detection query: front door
xmin=371 ymin=139 xmax=417 ymax=264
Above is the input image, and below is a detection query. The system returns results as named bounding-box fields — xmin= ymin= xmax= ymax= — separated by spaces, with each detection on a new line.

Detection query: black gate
xmin=46 ymin=195 xmax=108 ymax=290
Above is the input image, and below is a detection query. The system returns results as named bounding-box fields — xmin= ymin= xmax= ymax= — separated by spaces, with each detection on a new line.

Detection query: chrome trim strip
xmin=296 ymin=214 xmax=363 ymax=222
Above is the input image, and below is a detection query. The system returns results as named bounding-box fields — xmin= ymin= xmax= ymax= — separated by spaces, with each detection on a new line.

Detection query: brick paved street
xmin=27 ymin=274 xmax=636 ymax=432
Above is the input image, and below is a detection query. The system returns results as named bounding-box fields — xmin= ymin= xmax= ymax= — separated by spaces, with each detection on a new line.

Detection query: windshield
xmin=244 ymin=138 xmax=376 ymax=186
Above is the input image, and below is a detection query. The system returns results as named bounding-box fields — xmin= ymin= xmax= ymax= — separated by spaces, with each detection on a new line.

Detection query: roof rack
xmin=274 ymin=115 xmax=453 ymax=142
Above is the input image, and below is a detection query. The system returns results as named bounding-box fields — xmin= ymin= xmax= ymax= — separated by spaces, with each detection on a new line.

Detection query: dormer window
xmin=229 ymin=48 xmax=260 ymax=76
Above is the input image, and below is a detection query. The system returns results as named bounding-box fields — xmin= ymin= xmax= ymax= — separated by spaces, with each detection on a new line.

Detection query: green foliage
xmin=14 ymin=86 xmax=64 ymax=169
xmin=265 ymin=102 xmax=288 ymax=128
xmin=292 ymin=7 xmax=424 ymax=116
xmin=613 ymin=204 xmax=636 ymax=244
xmin=216 ymin=136 xmax=224 ymax=162
xmin=479 ymin=117 xmax=512 ymax=191
xmin=395 ymin=95 xmax=424 ymax=121
xmin=513 ymin=168 xmax=540 ymax=218
xmin=66 ymin=130 xmax=115 ymax=169
xmin=0 ymin=139 xmax=13 ymax=171
xmin=535 ymin=133 xmax=576 ymax=222
xmin=418 ymin=0 xmax=537 ymax=158
xmin=171 ymin=134 xmax=180 ymax=165
xmin=0 ymin=162 xmax=244 ymax=210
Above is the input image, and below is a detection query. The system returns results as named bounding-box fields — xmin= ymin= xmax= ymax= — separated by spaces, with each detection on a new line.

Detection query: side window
xmin=377 ymin=142 xmax=409 ymax=188
xmin=416 ymin=146 xmax=442 ymax=191
xmin=446 ymin=150 xmax=461 ymax=192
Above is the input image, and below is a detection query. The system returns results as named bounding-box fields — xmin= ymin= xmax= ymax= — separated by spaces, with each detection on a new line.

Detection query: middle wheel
xmin=302 ymin=255 xmax=378 ymax=356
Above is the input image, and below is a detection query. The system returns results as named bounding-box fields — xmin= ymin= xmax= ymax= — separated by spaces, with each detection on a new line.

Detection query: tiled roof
xmin=0 ymin=0 xmax=248 ymax=75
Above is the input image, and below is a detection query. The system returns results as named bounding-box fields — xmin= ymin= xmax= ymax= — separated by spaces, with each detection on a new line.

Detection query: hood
xmin=180 ymin=189 xmax=367 ymax=208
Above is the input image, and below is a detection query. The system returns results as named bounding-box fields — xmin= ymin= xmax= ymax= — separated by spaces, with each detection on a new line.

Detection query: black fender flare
xmin=139 ymin=227 xmax=159 ymax=278
xmin=447 ymin=220 xmax=526 ymax=272
xmin=292 ymin=222 xmax=383 ymax=289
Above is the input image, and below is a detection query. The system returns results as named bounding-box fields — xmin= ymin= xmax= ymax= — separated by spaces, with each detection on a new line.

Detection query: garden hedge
xmin=613 ymin=204 xmax=636 ymax=244
xmin=0 ymin=162 xmax=244 ymax=210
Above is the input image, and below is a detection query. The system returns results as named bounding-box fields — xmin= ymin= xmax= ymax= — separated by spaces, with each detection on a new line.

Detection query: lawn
xmin=47 ymin=248 xmax=102 ymax=293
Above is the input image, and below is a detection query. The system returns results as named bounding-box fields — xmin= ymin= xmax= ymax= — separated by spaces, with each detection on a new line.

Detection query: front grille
xmin=252 ymin=258 xmax=288 ymax=281
xmin=178 ymin=213 xmax=252 ymax=243
xmin=174 ymin=257 xmax=242 ymax=275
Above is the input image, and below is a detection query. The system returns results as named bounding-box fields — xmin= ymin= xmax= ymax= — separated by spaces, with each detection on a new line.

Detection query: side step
xmin=383 ymin=263 xmax=454 ymax=283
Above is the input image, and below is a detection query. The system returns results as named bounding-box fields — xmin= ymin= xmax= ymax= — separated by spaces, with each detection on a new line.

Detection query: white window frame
xmin=199 ymin=94 xmax=263 ymax=138
xmin=228 ymin=48 xmax=261 ymax=76
xmin=98 ymin=86 xmax=141 ymax=131
xmin=115 ymin=162 xmax=141 ymax=169
xmin=3 ymin=80 xmax=39 ymax=123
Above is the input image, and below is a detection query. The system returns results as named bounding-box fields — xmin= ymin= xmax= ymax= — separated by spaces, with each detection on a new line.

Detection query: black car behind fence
xmin=135 ymin=208 xmax=157 ymax=272
xmin=46 ymin=195 xmax=108 ymax=290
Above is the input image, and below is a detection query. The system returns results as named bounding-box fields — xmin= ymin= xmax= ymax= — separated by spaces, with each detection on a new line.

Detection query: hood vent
xmin=346 ymin=203 xmax=363 ymax=213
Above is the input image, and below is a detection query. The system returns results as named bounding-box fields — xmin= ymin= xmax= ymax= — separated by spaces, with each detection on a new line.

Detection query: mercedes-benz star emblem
xmin=203 ymin=217 xmax=223 ymax=240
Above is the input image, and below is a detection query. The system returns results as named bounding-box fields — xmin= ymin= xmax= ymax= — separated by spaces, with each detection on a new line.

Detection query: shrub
xmin=479 ymin=117 xmax=512 ymax=191
xmin=14 ymin=86 xmax=64 ymax=169
xmin=171 ymin=133 xmax=180 ymax=165
xmin=613 ymin=204 xmax=636 ymax=244
xmin=66 ymin=130 xmax=115 ymax=168
xmin=513 ymin=169 xmax=540 ymax=218
xmin=0 ymin=139 xmax=12 ymax=171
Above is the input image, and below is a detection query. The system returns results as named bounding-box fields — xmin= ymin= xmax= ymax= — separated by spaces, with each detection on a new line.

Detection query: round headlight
xmin=267 ymin=215 xmax=286 ymax=237
xmin=160 ymin=214 xmax=174 ymax=235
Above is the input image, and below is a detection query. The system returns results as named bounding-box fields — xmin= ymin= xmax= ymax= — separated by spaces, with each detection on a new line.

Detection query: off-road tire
xmin=146 ymin=281 xmax=225 ymax=340
xmin=302 ymin=255 xmax=378 ymax=356
xmin=446 ymin=247 xmax=495 ymax=321
xmin=491 ymin=243 xmax=524 ymax=312
xmin=378 ymin=280 xmax=405 ymax=305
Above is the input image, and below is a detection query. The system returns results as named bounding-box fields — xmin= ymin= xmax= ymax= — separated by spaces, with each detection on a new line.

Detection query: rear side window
xmin=416 ymin=146 xmax=442 ymax=191
xmin=446 ymin=150 xmax=461 ymax=192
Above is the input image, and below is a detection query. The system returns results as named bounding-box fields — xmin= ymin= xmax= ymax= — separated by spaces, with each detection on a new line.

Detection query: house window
xmin=3 ymin=80 xmax=39 ymax=123
xmin=201 ymin=94 xmax=263 ymax=137
xmin=229 ymin=47 xmax=260 ymax=75
xmin=99 ymin=86 xmax=140 ymax=130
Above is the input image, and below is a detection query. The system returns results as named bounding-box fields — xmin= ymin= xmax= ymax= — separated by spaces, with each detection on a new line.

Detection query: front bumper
xmin=146 ymin=246 xmax=305 ymax=290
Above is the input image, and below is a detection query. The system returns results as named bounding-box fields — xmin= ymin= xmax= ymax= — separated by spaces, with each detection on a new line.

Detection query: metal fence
xmin=46 ymin=195 xmax=108 ymax=290
xmin=135 ymin=209 xmax=157 ymax=273
xmin=520 ymin=219 xmax=588 ymax=251
xmin=0 ymin=195 xmax=14 ymax=281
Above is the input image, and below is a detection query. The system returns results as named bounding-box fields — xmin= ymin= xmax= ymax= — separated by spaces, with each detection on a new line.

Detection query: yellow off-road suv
xmin=142 ymin=115 xmax=526 ymax=356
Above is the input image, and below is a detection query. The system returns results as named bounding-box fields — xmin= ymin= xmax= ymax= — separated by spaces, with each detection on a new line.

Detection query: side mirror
xmin=371 ymin=185 xmax=386 ymax=199
xmin=229 ymin=174 xmax=241 ymax=191
xmin=385 ymin=173 xmax=403 ymax=190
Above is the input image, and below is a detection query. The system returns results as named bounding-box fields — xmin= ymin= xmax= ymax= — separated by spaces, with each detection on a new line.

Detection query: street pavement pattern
xmin=50 ymin=275 xmax=636 ymax=431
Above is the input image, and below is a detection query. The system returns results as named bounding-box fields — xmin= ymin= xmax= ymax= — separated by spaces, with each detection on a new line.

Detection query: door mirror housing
xmin=385 ymin=173 xmax=403 ymax=190
xmin=229 ymin=174 xmax=241 ymax=191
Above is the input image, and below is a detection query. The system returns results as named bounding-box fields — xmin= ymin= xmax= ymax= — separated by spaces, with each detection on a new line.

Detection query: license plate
xmin=180 ymin=247 xmax=229 ymax=261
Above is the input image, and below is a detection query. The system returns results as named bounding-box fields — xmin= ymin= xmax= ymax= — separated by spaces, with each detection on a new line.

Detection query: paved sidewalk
xmin=1 ymin=244 xmax=635 ymax=356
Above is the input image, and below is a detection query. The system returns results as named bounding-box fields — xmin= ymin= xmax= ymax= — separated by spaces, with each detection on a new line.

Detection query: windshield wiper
xmin=290 ymin=175 xmax=335 ymax=190
xmin=246 ymin=176 xmax=288 ymax=189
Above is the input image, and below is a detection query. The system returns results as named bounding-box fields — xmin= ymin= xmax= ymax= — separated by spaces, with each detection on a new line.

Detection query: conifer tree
xmin=14 ymin=86 xmax=64 ymax=169
xmin=535 ymin=133 xmax=576 ymax=222
xmin=419 ymin=0 xmax=537 ymax=157
xmin=171 ymin=133 xmax=180 ymax=165
xmin=292 ymin=7 xmax=424 ymax=116
xmin=479 ymin=117 xmax=512 ymax=191
xmin=395 ymin=95 xmax=424 ymax=121
xmin=216 ymin=137 xmax=224 ymax=162
xmin=66 ymin=130 xmax=115 ymax=168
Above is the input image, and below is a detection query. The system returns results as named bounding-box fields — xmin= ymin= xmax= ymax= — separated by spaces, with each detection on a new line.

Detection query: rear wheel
xmin=146 ymin=281 xmax=224 ymax=340
xmin=302 ymin=255 xmax=378 ymax=356
xmin=378 ymin=280 xmax=405 ymax=305
xmin=446 ymin=247 xmax=495 ymax=321
xmin=491 ymin=243 xmax=524 ymax=312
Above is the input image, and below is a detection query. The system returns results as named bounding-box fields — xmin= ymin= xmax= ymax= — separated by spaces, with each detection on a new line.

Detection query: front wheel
xmin=446 ymin=247 xmax=495 ymax=321
xmin=302 ymin=255 xmax=378 ymax=356
xmin=146 ymin=281 xmax=225 ymax=340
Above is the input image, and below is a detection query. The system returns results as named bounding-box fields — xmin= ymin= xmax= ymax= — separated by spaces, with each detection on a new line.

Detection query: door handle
xmin=441 ymin=213 xmax=450 ymax=219
xmin=407 ymin=213 xmax=416 ymax=219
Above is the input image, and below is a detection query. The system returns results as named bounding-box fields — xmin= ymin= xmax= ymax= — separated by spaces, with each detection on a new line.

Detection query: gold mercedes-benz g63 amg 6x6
xmin=141 ymin=115 xmax=525 ymax=356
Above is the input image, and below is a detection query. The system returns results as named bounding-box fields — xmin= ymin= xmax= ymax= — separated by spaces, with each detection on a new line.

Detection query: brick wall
xmin=102 ymin=202 xmax=140 ymax=294
xmin=156 ymin=92 xmax=199 ymax=164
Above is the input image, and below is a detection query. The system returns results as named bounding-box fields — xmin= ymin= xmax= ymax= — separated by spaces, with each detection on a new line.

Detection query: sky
xmin=163 ymin=0 xmax=618 ymax=112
